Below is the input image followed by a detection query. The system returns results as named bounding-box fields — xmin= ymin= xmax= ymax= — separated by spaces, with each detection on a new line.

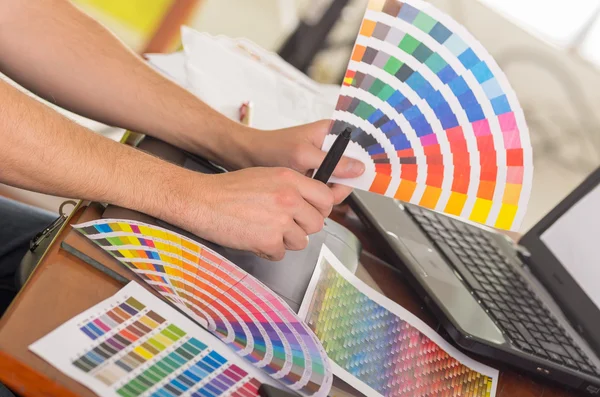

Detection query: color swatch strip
xmin=74 ymin=219 xmax=333 ymax=397
xmin=326 ymin=0 xmax=532 ymax=231
xmin=79 ymin=297 xmax=146 ymax=340
xmin=299 ymin=246 xmax=498 ymax=397
xmin=73 ymin=310 xmax=169 ymax=376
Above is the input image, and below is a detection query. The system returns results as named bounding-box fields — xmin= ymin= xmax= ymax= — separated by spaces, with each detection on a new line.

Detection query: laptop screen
xmin=520 ymin=167 xmax=600 ymax=353
xmin=541 ymin=184 xmax=600 ymax=310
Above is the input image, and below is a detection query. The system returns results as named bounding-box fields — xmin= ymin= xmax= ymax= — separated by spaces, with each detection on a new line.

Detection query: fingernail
xmin=347 ymin=160 xmax=365 ymax=175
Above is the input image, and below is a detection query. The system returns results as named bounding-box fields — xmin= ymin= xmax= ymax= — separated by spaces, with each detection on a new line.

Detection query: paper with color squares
xmin=299 ymin=246 xmax=499 ymax=397
xmin=324 ymin=0 xmax=533 ymax=231
xmin=30 ymin=282 xmax=274 ymax=397
xmin=74 ymin=219 xmax=333 ymax=397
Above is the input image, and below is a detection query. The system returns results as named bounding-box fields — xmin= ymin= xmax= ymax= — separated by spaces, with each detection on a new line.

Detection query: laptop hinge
xmin=515 ymin=244 xmax=533 ymax=268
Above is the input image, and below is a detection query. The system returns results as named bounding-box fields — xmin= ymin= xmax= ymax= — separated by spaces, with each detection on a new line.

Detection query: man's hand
xmin=234 ymin=120 xmax=365 ymax=204
xmin=165 ymin=167 xmax=335 ymax=261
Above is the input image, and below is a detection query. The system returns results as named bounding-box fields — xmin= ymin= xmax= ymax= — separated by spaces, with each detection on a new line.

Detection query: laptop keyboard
xmin=405 ymin=205 xmax=600 ymax=377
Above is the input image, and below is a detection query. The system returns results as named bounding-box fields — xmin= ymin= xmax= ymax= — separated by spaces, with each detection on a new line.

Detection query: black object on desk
xmin=314 ymin=127 xmax=352 ymax=184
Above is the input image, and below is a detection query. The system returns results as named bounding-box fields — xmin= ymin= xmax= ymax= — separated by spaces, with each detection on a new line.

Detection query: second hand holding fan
xmin=324 ymin=0 xmax=533 ymax=231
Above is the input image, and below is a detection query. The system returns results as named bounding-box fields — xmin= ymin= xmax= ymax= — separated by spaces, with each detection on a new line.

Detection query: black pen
xmin=313 ymin=127 xmax=352 ymax=183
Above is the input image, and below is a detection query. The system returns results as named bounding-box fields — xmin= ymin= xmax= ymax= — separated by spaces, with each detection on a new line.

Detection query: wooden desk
xmin=0 ymin=203 xmax=579 ymax=397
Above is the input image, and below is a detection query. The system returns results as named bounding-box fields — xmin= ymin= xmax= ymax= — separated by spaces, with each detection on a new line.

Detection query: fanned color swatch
xmin=325 ymin=0 xmax=533 ymax=231
xmin=299 ymin=246 xmax=499 ymax=397
xmin=74 ymin=219 xmax=333 ymax=397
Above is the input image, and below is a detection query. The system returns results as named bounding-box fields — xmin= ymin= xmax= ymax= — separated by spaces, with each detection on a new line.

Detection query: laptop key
xmin=514 ymin=340 xmax=533 ymax=353
xmin=500 ymin=321 xmax=517 ymax=332
xmin=521 ymin=306 xmax=535 ymax=316
xmin=508 ymin=330 xmax=524 ymax=342
xmin=563 ymin=345 xmax=585 ymax=361
xmin=524 ymin=322 xmax=539 ymax=332
xmin=578 ymin=363 xmax=596 ymax=375
xmin=506 ymin=312 xmax=518 ymax=321
xmin=563 ymin=357 xmax=580 ymax=370
xmin=529 ymin=316 xmax=544 ymax=326
xmin=530 ymin=331 xmax=545 ymax=341
xmin=491 ymin=310 xmax=508 ymax=322
xmin=547 ymin=351 xmax=564 ymax=364
xmin=515 ymin=323 xmax=538 ymax=346
xmin=532 ymin=345 xmax=548 ymax=358
xmin=516 ymin=312 xmax=529 ymax=322
xmin=476 ymin=291 xmax=491 ymax=301
xmin=435 ymin=242 xmax=484 ymax=291
xmin=538 ymin=340 xmax=568 ymax=356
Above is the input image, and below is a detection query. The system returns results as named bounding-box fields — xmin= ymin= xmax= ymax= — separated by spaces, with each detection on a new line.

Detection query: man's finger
xmin=283 ymin=223 xmax=310 ymax=251
xmin=296 ymin=175 xmax=335 ymax=217
xmin=294 ymin=201 xmax=326 ymax=236
xmin=331 ymin=156 xmax=365 ymax=179
xmin=330 ymin=183 xmax=354 ymax=205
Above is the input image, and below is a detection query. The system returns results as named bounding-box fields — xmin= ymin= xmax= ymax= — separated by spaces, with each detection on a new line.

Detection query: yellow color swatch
xmin=138 ymin=225 xmax=154 ymax=236
xmin=119 ymin=249 xmax=134 ymax=258
xmin=118 ymin=222 xmax=133 ymax=233
xmin=470 ymin=198 xmax=493 ymax=224
xmin=495 ymin=204 xmax=518 ymax=230
xmin=445 ymin=192 xmax=467 ymax=216
xmin=419 ymin=186 xmax=442 ymax=209
xmin=133 ymin=346 xmax=153 ymax=360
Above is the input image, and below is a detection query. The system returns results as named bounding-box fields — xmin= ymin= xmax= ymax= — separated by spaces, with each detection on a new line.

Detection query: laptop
xmin=349 ymin=166 xmax=600 ymax=394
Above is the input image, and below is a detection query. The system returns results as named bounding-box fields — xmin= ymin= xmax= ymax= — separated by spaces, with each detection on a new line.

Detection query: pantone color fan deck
xmin=72 ymin=219 xmax=333 ymax=397
xmin=325 ymin=0 xmax=533 ymax=231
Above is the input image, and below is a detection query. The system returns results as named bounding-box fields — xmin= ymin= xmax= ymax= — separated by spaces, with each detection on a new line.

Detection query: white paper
xmin=145 ymin=52 xmax=188 ymax=87
xmin=180 ymin=27 xmax=336 ymax=129
xmin=299 ymin=246 xmax=499 ymax=397
xmin=30 ymin=282 xmax=277 ymax=397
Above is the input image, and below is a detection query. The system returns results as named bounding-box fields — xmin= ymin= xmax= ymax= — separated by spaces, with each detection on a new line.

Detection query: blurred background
xmin=2 ymin=0 xmax=599 ymax=233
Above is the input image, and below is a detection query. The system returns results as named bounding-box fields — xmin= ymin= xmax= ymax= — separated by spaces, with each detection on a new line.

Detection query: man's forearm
xmin=0 ymin=0 xmax=253 ymax=169
xmin=0 ymin=77 xmax=193 ymax=221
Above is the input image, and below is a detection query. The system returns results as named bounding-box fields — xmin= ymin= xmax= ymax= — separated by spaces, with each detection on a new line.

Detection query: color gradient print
xmin=325 ymin=0 xmax=532 ymax=231
xmin=74 ymin=219 xmax=333 ymax=397
xmin=299 ymin=246 xmax=499 ymax=397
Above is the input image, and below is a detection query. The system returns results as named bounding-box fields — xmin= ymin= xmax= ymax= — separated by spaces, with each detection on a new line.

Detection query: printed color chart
xmin=324 ymin=0 xmax=533 ymax=231
xmin=30 ymin=282 xmax=274 ymax=397
xmin=74 ymin=219 xmax=332 ymax=397
xmin=299 ymin=246 xmax=499 ymax=397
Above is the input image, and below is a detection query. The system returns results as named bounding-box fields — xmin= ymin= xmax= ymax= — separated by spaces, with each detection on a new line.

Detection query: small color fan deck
xmin=75 ymin=219 xmax=333 ymax=397
xmin=327 ymin=0 xmax=533 ymax=231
